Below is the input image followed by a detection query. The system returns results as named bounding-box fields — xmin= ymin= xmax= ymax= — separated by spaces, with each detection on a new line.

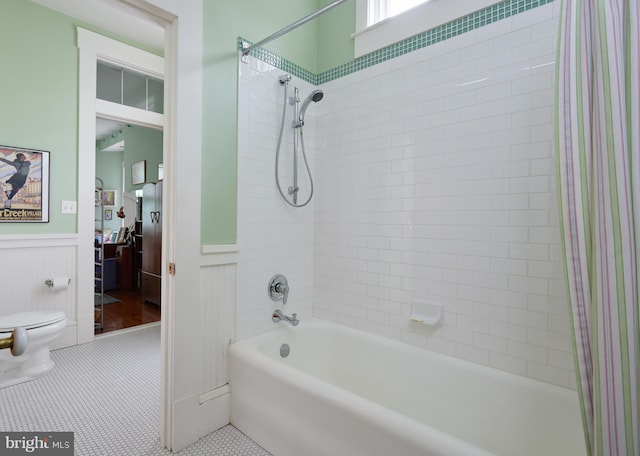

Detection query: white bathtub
xmin=229 ymin=319 xmax=586 ymax=456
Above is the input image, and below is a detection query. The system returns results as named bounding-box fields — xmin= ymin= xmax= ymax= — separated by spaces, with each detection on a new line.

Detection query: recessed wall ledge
xmin=201 ymin=244 xmax=238 ymax=255
xmin=200 ymin=244 xmax=239 ymax=267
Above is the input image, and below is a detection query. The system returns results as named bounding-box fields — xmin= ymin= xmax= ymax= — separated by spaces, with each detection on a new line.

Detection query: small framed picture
xmin=131 ymin=160 xmax=146 ymax=185
xmin=104 ymin=209 xmax=112 ymax=220
xmin=102 ymin=190 xmax=116 ymax=207
xmin=115 ymin=226 xmax=128 ymax=243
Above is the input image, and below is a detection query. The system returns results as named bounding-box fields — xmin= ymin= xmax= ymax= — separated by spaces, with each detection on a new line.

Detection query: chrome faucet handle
xmin=280 ymin=283 xmax=289 ymax=305
xmin=268 ymin=274 xmax=290 ymax=304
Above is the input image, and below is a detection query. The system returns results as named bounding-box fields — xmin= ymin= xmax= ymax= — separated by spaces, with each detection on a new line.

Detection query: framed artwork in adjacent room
xmin=131 ymin=160 xmax=146 ymax=185
xmin=102 ymin=190 xmax=116 ymax=207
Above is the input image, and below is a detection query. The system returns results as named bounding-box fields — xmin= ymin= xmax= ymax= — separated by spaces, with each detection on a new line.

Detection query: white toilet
xmin=0 ymin=311 xmax=67 ymax=388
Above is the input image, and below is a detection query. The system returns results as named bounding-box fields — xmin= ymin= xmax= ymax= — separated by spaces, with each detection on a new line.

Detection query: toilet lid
xmin=0 ymin=311 xmax=65 ymax=332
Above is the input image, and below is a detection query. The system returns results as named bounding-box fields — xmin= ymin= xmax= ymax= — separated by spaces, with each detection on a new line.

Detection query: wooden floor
xmin=95 ymin=289 xmax=161 ymax=335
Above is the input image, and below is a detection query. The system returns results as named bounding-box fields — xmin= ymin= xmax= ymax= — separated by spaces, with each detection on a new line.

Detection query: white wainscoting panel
xmin=195 ymin=246 xmax=237 ymax=436
xmin=0 ymin=235 xmax=78 ymax=348
xmin=199 ymin=260 xmax=236 ymax=394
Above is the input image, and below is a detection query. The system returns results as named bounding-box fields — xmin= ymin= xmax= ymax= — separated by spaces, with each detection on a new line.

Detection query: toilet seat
xmin=0 ymin=311 xmax=66 ymax=333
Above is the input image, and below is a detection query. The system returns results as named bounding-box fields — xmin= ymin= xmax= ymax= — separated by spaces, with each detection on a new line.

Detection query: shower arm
xmin=241 ymin=0 xmax=350 ymax=62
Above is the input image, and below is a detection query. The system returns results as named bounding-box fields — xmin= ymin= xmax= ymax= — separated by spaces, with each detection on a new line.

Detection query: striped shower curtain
xmin=556 ymin=1 xmax=639 ymax=455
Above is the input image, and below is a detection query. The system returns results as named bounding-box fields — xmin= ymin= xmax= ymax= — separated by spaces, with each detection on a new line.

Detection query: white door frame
xmin=76 ymin=0 xmax=205 ymax=450
xmin=76 ymin=5 xmax=177 ymax=450
xmin=77 ymin=29 xmax=165 ymax=342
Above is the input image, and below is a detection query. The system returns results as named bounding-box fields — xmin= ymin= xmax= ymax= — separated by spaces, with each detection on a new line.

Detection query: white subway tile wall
xmin=237 ymin=59 xmax=316 ymax=341
xmin=314 ymin=2 xmax=575 ymax=389
xmin=238 ymin=2 xmax=574 ymax=389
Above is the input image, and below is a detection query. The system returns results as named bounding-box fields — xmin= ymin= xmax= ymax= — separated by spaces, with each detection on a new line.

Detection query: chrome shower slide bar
xmin=241 ymin=0 xmax=350 ymax=62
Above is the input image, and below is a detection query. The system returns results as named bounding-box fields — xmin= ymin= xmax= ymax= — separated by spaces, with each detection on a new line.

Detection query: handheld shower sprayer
xmin=297 ymin=89 xmax=324 ymax=126
xmin=275 ymin=74 xmax=323 ymax=207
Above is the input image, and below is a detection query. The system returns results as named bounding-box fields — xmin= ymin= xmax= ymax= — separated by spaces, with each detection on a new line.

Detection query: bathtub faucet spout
xmin=272 ymin=309 xmax=299 ymax=326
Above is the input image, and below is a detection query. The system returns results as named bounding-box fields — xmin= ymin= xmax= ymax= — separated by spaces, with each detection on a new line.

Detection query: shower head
xmin=310 ymin=90 xmax=324 ymax=103
xmin=298 ymin=89 xmax=324 ymax=123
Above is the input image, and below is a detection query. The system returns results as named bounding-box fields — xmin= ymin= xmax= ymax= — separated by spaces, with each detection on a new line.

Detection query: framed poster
xmin=115 ymin=226 xmax=128 ymax=243
xmin=102 ymin=190 xmax=116 ymax=207
xmin=104 ymin=209 xmax=113 ymax=220
xmin=131 ymin=160 xmax=146 ymax=185
xmin=0 ymin=145 xmax=49 ymax=222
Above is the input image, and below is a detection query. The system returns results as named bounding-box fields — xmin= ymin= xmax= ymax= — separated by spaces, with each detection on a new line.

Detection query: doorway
xmin=73 ymin=0 xmax=208 ymax=449
xmin=95 ymin=119 xmax=163 ymax=334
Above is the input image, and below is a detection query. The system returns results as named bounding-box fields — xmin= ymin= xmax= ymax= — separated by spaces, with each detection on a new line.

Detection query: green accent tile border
xmin=237 ymin=37 xmax=316 ymax=85
xmin=238 ymin=0 xmax=554 ymax=85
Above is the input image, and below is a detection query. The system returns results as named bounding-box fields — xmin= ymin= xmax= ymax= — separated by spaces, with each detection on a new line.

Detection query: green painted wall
xmin=317 ymin=0 xmax=356 ymax=72
xmin=0 ymin=0 xmax=78 ymax=234
xmin=201 ymin=0 xmax=355 ymax=244
xmin=0 ymin=0 xmax=162 ymax=236
xmin=95 ymin=125 xmax=162 ymax=233
xmin=202 ymin=0 xmax=320 ymax=245
xmin=3 ymin=0 xmax=355 ymax=242
xmin=122 ymin=126 xmax=163 ymax=194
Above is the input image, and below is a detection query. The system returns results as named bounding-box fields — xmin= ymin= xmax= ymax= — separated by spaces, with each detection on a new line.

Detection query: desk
xmin=103 ymin=243 xmax=122 ymax=260
xmin=116 ymin=245 xmax=136 ymax=291
xmin=101 ymin=243 xmax=136 ymax=291
xmin=95 ymin=258 xmax=117 ymax=291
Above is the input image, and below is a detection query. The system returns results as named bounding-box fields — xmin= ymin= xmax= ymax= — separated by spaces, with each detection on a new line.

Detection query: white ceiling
xmin=30 ymin=0 xmax=164 ymax=50
xmin=96 ymin=118 xmax=126 ymax=141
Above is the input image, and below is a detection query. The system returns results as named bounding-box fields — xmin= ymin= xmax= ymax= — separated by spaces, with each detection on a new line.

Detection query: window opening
xmin=368 ymin=0 xmax=430 ymax=26
xmin=97 ymin=61 xmax=164 ymax=114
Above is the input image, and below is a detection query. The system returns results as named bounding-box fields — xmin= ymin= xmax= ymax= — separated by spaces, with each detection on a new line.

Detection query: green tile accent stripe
xmin=237 ymin=37 xmax=316 ymax=84
xmin=238 ymin=0 xmax=554 ymax=85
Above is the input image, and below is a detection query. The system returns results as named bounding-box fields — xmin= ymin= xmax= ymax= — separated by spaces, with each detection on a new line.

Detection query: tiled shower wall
xmin=313 ymin=2 xmax=575 ymax=388
xmin=236 ymin=59 xmax=316 ymax=340
xmin=238 ymin=2 xmax=575 ymax=388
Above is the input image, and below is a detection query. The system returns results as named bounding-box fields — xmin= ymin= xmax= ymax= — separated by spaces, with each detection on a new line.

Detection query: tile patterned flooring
xmin=0 ymin=325 xmax=271 ymax=455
